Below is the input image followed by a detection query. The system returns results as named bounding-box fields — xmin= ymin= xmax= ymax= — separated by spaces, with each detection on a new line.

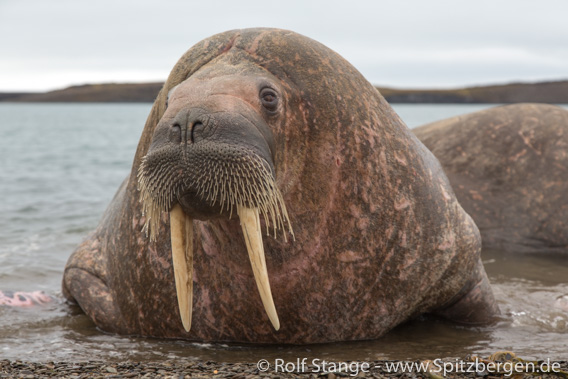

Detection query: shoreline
xmin=1 ymin=80 xmax=567 ymax=104
xmin=2 ymin=358 xmax=567 ymax=378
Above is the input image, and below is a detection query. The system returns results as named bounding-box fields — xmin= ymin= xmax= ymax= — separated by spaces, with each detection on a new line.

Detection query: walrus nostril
xmin=170 ymin=122 xmax=182 ymax=143
xmin=191 ymin=121 xmax=204 ymax=143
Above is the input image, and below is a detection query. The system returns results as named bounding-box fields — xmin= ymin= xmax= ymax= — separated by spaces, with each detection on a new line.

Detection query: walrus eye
xmin=260 ymin=88 xmax=279 ymax=112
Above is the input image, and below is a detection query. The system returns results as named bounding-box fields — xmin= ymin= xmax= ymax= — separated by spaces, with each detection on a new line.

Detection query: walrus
xmin=62 ymin=28 xmax=499 ymax=344
xmin=414 ymin=104 xmax=568 ymax=254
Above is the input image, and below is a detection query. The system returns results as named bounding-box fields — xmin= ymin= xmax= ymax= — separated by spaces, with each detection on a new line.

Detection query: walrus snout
xmin=165 ymin=106 xmax=274 ymax=163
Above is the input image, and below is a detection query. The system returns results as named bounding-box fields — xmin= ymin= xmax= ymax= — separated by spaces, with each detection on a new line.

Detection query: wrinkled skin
xmin=63 ymin=28 xmax=498 ymax=344
xmin=414 ymin=104 xmax=568 ymax=254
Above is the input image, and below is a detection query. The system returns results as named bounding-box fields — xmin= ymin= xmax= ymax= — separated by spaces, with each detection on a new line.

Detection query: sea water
xmin=0 ymin=102 xmax=566 ymax=362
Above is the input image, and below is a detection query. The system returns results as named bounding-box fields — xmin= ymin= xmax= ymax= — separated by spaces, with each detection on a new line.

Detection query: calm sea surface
xmin=0 ymin=103 xmax=567 ymax=362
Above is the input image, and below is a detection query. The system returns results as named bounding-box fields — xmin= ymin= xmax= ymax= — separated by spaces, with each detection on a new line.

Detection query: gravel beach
xmin=1 ymin=358 xmax=567 ymax=378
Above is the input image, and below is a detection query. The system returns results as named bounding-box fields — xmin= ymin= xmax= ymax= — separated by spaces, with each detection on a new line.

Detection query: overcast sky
xmin=1 ymin=0 xmax=567 ymax=92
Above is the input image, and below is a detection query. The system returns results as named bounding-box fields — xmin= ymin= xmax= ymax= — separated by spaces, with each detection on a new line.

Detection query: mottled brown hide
xmin=63 ymin=28 xmax=498 ymax=344
xmin=414 ymin=104 xmax=568 ymax=254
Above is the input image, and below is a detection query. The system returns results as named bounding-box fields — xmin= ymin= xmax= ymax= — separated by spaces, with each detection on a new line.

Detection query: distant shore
xmin=378 ymin=80 xmax=568 ymax=104
xmin=1 ymin=80 xmax=567 ymax=104
xmin=0 ymin=83 xmax=164 ymax=103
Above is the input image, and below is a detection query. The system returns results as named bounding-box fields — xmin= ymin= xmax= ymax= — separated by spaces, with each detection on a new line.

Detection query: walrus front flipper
xmin=63 ymin=238 xmax=125 ymax=334
xmin=434 ymin=259 xmax=500 ymax=324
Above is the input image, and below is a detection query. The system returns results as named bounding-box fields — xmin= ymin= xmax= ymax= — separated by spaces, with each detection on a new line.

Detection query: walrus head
xmin=137 ymin=60 xmax=294 ymax=333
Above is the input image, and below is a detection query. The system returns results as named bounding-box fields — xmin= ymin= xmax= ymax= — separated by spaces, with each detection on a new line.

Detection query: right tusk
xmin=170 ymin=204 xmax=194 ymax=332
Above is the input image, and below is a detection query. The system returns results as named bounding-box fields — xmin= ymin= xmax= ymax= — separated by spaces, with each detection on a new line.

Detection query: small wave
xmin=0 ymin=234 xmax=42 ymax=258
xmin=495 ymin=280 xmax=568 ymax=333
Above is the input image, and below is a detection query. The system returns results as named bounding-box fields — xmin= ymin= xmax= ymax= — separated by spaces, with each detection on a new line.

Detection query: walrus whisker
xmin=137 ymin=146 xmax=294 ymax=242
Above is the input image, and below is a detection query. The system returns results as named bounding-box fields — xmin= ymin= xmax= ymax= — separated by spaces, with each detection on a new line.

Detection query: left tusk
xmin=237 ymin=205 xmax=280 ymax=331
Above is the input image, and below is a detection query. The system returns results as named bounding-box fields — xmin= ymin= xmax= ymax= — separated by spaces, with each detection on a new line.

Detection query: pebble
xmin=105 ymin=366 xmax=118 ymax=373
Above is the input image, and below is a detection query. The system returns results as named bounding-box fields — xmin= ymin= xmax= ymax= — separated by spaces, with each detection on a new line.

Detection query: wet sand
xmin=1 ymin=358 xmax=567 ymax=378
